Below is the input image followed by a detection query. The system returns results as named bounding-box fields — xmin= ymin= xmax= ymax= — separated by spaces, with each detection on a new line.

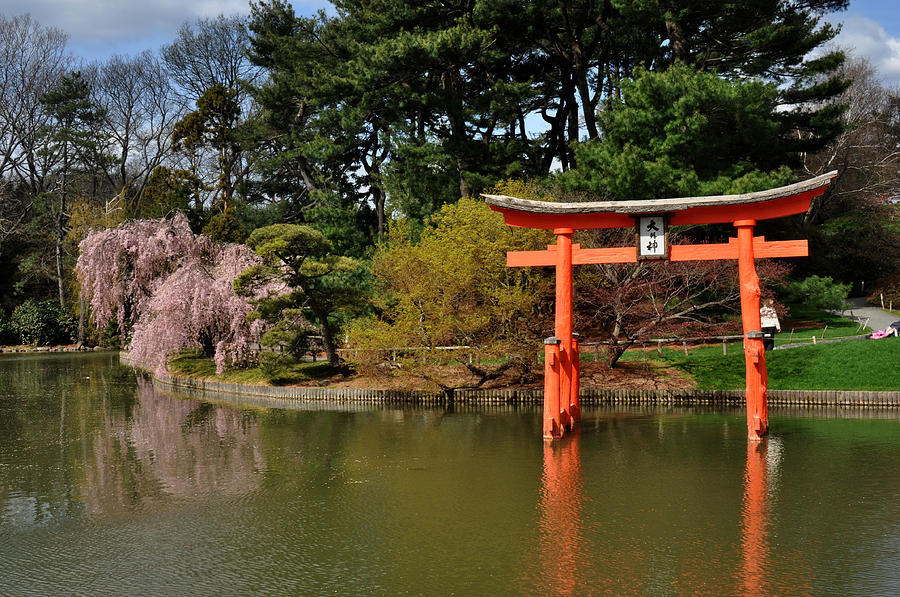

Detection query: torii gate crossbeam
xmin=483 ymin=171 xmax=837 ymax=442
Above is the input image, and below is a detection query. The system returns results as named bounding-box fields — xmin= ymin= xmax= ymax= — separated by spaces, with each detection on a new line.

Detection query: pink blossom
xmin=76 ymin=215 xmax=282 ymax=374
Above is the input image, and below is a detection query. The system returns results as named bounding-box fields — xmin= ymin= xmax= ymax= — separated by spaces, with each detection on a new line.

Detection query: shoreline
xmin=19 ymin=349 xmax=898 ymax=411
xmin=0 ymin=344 xmax=108 ymax=353
xmin=151 ymin=368 xmax=900 ymax=410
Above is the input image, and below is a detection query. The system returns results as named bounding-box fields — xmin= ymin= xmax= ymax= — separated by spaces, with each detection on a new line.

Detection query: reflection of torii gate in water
xmin=483 ymin=171 xmax=836 ymax=442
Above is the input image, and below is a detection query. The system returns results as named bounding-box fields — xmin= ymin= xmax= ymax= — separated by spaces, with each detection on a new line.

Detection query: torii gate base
xmin=485 ymin=172 xmax=836 ymax=442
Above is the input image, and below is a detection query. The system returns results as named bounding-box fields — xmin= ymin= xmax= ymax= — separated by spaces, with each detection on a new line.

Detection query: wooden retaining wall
xmin=152 ymin=373 xmax=900 ymax=410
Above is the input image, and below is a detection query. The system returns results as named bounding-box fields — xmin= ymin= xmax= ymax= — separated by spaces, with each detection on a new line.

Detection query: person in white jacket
xmin=760 ymin=299 xmax=781 ymax=351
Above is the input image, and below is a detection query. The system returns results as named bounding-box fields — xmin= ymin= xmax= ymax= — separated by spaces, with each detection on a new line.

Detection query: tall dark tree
xmin=248 ymin=0 xmax=542 ymax=235
xmin=40 ymin=71 xmax=107 ymax=306
xmin=247 ymin=1 xmax=381 ymax=249
xmin=172 ymin=84 xmax=242 ymax=206
xmin=331 ymin=0 xmax=541 ymax=203
xmin=248 ymin=0 xmax=850 ymax=234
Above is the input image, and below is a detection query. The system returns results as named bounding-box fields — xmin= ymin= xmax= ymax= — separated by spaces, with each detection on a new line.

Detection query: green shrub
xmin=202 ymin=204 xmax=247 ymax=243
xmin=787 ymin=275 xmax=851 ymax=311
xmin=10 ymin=300 xmax=74 ymax=346
xmin=257 ymin=351 xmax=292 ymax=383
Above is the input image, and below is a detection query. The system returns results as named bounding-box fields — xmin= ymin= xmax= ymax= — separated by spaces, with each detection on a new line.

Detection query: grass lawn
xmin=168 ymin=351 xmax=345 ymax=386
xmin=620 ymin=305 xmax=899 ymax=391
xmin=773 ymin=303 xmax=868 ymax=346
xmin=656 ymin=337 xmax=900 ymax=391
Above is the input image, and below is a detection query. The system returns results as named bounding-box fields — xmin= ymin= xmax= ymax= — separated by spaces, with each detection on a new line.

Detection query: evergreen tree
xmin=247 ymin=0 xmax=849 ymax=230
xmin=172 ymin=84 xmax=243 ymax=208
xmin=39 ymin=71 xmax=108 ymax=306
xmin=247 ymin=1 xmax=380 ymax=247
xmin=236 ymin=223 xmax=364 ymax=368
xmin=247 ymin=0 xmax=541 ymax=234
xmin=560 ymin=63 xmax=795 ymax=199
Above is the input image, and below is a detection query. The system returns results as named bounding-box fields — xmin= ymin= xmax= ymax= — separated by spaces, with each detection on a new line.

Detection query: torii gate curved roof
xmin=483 ymin=170 xmax=837 ymax=229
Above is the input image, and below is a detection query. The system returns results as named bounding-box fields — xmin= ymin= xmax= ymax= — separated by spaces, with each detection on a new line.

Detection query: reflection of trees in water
xmin=0 ymin=352 xmax=131 ymax=525
xmin=80 ymin=377 xmax=265 ymax=515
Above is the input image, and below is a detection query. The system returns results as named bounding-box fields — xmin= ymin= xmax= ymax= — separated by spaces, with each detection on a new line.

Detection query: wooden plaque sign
xmin=636 ymin=215 xmax=668 ymax=260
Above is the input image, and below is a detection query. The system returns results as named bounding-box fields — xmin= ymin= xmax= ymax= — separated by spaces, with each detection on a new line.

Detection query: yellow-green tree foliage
xmin=347 ymin=195 xmax=552 ymax=373
xmin=66 ymin=195 xmax=126 ymax=249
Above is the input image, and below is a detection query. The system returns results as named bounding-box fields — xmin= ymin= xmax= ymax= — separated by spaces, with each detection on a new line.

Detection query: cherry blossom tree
xmin=76 ymin=213 xmax=200 ymax=334
xmin=76 ymin=213 xmax=275 ymax=373
xmin=127 ymin=243 xmax=271 ymax=373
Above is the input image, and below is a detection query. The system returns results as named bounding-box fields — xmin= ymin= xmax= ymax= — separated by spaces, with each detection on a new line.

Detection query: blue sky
xmin=3 ymin=0 xmax=899 ymax=85
xmin=829 ymin=0 xmax=900 ymax=84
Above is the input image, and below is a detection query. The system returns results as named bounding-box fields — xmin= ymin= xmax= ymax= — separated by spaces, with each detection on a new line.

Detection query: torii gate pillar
xmin=736 ymin=220 xmax=768 ymax=439
xmin=484 ymin=171 xmax=836 ymax=442
xmin=542 ymin=228 xmax=580 ymax=439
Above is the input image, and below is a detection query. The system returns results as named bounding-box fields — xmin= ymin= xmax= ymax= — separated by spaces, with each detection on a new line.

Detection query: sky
xmin=2 ymin=0 xmax=899 ymax=86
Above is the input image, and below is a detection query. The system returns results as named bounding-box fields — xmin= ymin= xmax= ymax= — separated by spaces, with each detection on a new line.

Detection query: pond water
xmin=3 ymin=352 xmax=900 ymax=596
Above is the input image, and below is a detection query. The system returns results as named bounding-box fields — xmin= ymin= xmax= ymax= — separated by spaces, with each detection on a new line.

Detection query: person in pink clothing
xmin=870 ymin=326 xmax=898 ymax=339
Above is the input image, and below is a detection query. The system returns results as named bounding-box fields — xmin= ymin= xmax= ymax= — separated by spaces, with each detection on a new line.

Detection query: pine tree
xmin=236 ymin=223 xmax=364 ymax=368
xmin=248 ymin=0 xmax=849 ymax=228
xmin=40 ymin=71 xmax=108 ymax=307
xmin=560 ymin=63 xmax=796 ymax=199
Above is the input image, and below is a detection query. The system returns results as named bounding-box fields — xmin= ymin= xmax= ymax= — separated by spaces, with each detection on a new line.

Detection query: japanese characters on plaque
xmin=637 ymin=215 xmax=668 ymax=259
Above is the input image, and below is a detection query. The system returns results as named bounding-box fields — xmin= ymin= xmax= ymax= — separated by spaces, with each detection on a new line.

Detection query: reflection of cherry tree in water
xmin=79 ymin=378 xmax=265 ymax=516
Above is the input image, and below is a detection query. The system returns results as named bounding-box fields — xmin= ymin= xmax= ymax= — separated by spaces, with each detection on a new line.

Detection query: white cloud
xmin=0 ymin=1 xmax=328 ymax=60
xmin=4 ymin=0 xmax=244 ymax=40
xmin=16 ymin=3 xmax=893 ymax=80
xmin=834 ymin=15 xmax=900 ymax=86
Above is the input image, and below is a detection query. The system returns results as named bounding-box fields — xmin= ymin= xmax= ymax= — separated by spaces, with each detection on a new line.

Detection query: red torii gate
xmin=483 ymin=171 xmax=837 ymax=442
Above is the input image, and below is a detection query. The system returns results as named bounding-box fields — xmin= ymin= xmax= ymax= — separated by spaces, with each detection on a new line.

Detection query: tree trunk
xmin=56 ymin=228 xmax=65 ymax=307
xmin=310 ymin=300 xmax=339 ymax=367
xmin=575 ymin=67 xmax=598 ymax=140
xmin=56 ymin=143 xmax=68 ymax=308
xmin=665 ymin=19 xmax=688 ymax=63
xmin=572 ymin=49 xmax=599 ymax=140
xmin=77 ymin=290 xmax=85 ymax=345
xmin=607 ymin=338 xmax=634 ymax=367
xmin=458 ymin=164 xmax=471 ymax=199
xmin=363 ymin=131 xmax=387 ymax=242
xmin=296 ymin=155 xmax=320 ymax=194
xmin=541 ymin=105 xmax=566 ymax=173
xmin=373 ymin=185 xmax=385 ymax=242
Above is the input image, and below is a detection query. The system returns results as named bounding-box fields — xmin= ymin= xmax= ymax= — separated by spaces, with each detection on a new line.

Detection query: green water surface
xmin=2 ymin=352 xmax=900 ymax=596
